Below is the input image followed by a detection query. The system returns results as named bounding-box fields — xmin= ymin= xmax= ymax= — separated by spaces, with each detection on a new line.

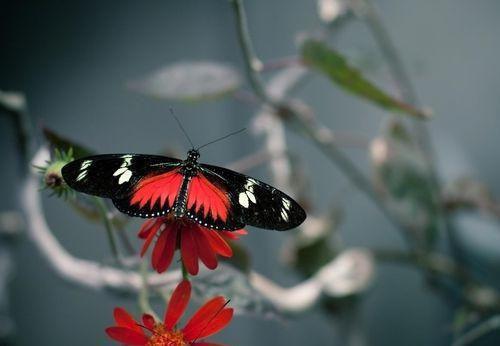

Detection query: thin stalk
xmin=354 ymin=0 xmax=463 ymax=262
xmin=229 ymin=0 xmax=276 ymax=106
xmin=452 ymin=315 xmax=500 ymax=346
xmin=93 ymin=197 xmax=121 ymax=263
xmin=139 ymin=260 xmax=160 ymax=320
xmin=181 ymin=262 xmax=189 ymax=281
xmin=115 ymin=224 xmax=136 ymax=256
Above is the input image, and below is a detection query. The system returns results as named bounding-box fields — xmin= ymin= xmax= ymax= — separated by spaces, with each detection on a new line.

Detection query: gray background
xmin=1 ymin=0 xmax=500 ymax=345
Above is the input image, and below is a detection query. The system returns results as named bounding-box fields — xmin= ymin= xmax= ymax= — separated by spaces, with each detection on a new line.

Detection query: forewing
xmin=113 ymin=166 xmax=185 ymax=218
xmin=199 ymin=164 xmax=306 ymax=231
xmin=62 ymin=154 xmax=182 ymax=200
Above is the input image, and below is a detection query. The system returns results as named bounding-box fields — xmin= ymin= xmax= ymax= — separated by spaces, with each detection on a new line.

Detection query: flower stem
xmin=139 ymin=259 xmax=160 ymax=320
xmin=181 ymin=262 xmax=189 ymax=281
xmin=93 ymin=197 xmax=121 ymax=264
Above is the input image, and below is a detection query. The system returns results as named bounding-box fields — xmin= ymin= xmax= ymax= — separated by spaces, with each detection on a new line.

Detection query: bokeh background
xmin=2 ymin=1 xmax=500 ymax=345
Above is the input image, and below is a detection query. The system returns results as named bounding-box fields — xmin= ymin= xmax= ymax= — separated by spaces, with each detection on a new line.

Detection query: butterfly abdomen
xmin=173 ymin=174 xmax=192 ymax=218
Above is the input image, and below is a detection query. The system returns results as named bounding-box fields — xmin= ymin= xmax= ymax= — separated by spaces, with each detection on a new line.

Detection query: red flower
xmin=106 ymin=280 xmax=233 ymax=346
xmin=138 ymin=216 xmax=247 ymax=275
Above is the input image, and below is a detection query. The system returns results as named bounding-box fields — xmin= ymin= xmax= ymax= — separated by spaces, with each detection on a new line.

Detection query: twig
xmin=138 ymin=260 xmax=160 ymax=320
xmin=453 ymin=315 xmax=500 ymax=346
xmin=0 ymin=91 xmax=34 ymax=168
xmin=225 ymin=149 xmax=272 ymax=173
xmin=94 ymin=197 xmax=121 ymax=264
xmin=230 ymin=0 xmax=276 ymax=106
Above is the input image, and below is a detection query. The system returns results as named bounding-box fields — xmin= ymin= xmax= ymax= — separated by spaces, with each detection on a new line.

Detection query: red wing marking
xmin=187 ymin=173 xmax=230 ymax=222
xmin=130 ymin=169 xmax=183 ymax=209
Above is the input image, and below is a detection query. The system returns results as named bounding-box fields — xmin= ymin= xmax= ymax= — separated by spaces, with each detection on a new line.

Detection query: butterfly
xmin=61 ymin=148 xmax=306 ymax=231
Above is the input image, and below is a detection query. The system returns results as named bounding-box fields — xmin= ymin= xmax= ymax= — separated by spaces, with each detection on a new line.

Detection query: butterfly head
xmin=186 ymin=149 xmax=200 ymax=163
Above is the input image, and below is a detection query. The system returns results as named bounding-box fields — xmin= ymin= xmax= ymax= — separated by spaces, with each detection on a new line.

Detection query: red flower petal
xmin=156 ymin=225 xmax=178 ymax=273
xmin=105 ymin=327 xmax=148 ymax=345
xmin=181 ymin=226 xmax=199 ymax=275
xmin=164 ymin=280 xmax=192 ymax=330
xmin=193 ymin=308 xmax=233 ymax=340
xmin=151 ymin=228 xmax=169 ymax=271
xmin=142 ymin=314 xmax=156 ymax=331
xmin=138 ymin=219 xmax=155 ymax=239
xmin=140 ymin=219 xmax=163 ymax=257
xmin=182 ymin=296 xmax=228 ymax=341
xmin=113 ymin=307 xmax=142 ymax=333
xmin=204 ymin=230 xmax=232 ymax=258
xmin=221 ymin=228 xmax=247 ymax=241
xmin=195 ymin=227 xmax=218 ymax=270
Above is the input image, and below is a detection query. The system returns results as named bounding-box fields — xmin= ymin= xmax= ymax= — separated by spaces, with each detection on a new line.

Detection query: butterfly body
xmin=62 ymin=149 xmax=306 ymax=231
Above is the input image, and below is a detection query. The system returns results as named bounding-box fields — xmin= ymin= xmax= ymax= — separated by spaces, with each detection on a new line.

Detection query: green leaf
xmin=301 ymin=39 xmax=429 ymax=119
xmin=193 ymin=265 xmax=279 ymax=319
xmin=129 ymin=61 xmax=242 ymax=102
xmin=42 ymin=127 xmax=95 ymax=159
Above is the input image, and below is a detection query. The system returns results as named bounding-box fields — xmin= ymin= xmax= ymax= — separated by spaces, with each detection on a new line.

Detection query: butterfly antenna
xmin=196 ymin=128 xmax=246 ymax=151
xmin=170 ymin=108 xmax=195 ymax=149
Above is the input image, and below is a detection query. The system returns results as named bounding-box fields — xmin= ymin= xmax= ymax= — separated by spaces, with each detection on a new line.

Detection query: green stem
xmin=181 ymin=262 xmax=189 ymax=281
xmin=93 ymin=197 xmax=121 ymax=263
xmin=139 ymin=260 xmax=159 ymax=320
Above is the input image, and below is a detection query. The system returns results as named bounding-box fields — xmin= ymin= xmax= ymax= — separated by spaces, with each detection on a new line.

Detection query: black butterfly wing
xmin=62 ymin=154 xmax=182 ymax=217
xmin=198 ymin=163 xmax=306 ymax=231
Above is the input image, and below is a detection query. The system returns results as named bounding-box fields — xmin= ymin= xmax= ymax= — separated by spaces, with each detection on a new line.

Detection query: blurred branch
xmin=374 ymin=248 xmax=500 ymax=312
xmin=225 ymin=149 xmax=273 ymax=173
xmin=0 ymin=91 xmax=34 ymax=167
xmin=230 ymin=0 xmax=411 ymax=237
xmin=230 ymin=0 xmax=275 ymax=106
xmin=453 ymin=315 xmax=500 ymax=346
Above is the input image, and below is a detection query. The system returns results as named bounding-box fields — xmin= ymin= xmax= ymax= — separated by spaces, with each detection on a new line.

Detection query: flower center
xmin=147 ymin=325 xmax=187 ymax=346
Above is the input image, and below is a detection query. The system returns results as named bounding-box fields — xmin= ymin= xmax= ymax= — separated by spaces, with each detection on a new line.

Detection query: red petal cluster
xmin=106 ymin=280 xmax=233 ymax=346
xmin=138 ymin=216 xmax=247 ymax=275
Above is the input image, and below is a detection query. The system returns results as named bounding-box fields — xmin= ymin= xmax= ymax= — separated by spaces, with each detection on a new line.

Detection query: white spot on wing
xmin=76 ymin=171 xmax=87 ymax=181
xmin=77 ymin=160 xmax=92 ymax=181
xmin=81 ymin=160 xmax=92 ymax=170
xmin=118 ymin=170 xmax=132 ymax=184
xmin=113 ymin=167 xmax=129 ymax=176
xmin=282 ymin=198 xmax=291 ymax=210
xmin=239 ymin=192 xmax=249 ymax=208
xmin=114 ymin=155 xmax=134 ymax=184
xmin=280 ymin=208 xmax=289 ymax=221
xmin=246 ymin=190 xmax=256 ymax=203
